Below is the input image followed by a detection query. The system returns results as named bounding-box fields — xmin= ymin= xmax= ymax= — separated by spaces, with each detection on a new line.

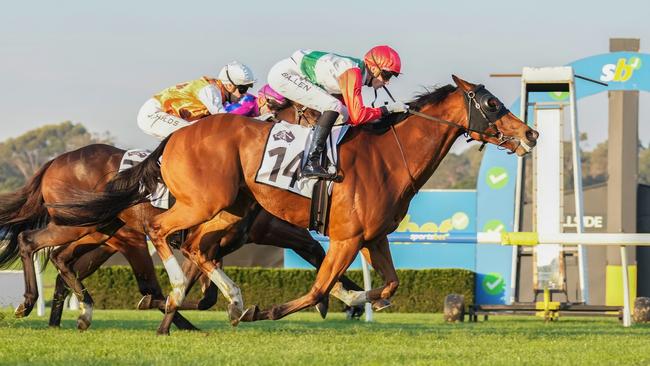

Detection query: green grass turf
xmin=1 ymin=310 xmax=650 ymax=365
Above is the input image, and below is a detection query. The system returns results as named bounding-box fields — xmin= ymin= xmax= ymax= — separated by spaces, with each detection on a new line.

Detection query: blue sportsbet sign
xmin=285 ymin=189 xmax=478 ymax=271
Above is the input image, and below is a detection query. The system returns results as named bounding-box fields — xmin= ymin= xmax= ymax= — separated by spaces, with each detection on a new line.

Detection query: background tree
xmin=0 ymin=121 xmax=113 ymax=192
xmin=422 ymin=144 xmax=485 ymax=189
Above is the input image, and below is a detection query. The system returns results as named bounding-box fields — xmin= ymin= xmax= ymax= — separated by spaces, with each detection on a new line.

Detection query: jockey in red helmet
xmin=267 ymin=45 xmax=407 ymax=179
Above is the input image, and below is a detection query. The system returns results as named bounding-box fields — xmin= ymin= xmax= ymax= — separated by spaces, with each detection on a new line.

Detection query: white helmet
xmin=218 ymin=61 xmax=256 ymax=86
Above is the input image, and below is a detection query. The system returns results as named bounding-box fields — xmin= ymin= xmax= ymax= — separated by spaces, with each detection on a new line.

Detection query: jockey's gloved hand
xmin=383 ymin=101 xmax=409 ymax=114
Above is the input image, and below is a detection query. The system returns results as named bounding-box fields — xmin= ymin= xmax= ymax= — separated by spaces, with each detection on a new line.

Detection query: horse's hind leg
xmin=49 ymin=232 xmax=110 ymax=330
xmin=49 ymin=243 xmax=114 ymax=328
xmin=179 ymin=210 xmax=248 ymax=326
xmin=145 ymin=204 xmax=203 ymax=315
xmin=144 ymin=202 xmax=232 ymax=335
xmin=112 ymin=229 xmax=199 ymax=332
xmin=155 ymin=259 xmax=219 ymax=335
xmin=160 ymin=200 xmax=253 ymax=334
xmin=15 ymin=224 xmax=94 ymax=318
xmin=50 ymin=273 xmax=70 ymax=327
xmin=154 ymin=266 xmax=207 ymax=336
xmin=140 ymin=257 xmax=212 ymax=311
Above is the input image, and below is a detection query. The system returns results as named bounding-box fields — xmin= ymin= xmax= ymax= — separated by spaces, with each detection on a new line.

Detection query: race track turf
xmin=1 ymin=309 xmax=649 ymax=365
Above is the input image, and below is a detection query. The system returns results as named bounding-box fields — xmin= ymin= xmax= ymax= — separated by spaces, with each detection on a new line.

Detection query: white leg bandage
xmin=163 ymin=256 xmax=187 ymax=306
xmin=208 ymin=268 xmax=243 ymax=311
xmin=330 ymin=282 xmax=368 ymax=306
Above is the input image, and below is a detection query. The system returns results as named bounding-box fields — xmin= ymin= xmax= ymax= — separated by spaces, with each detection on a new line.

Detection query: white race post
xmin=568 ymin=78 xmax=589 ymax=304
xmin=620 ymin=245 xmax=632 ymax=327
xmin=361 ymin=256 xmax=373 ymax=322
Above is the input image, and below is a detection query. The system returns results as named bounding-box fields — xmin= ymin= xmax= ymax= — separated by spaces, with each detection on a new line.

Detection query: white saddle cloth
xmin=118 ymin=149 xmax=169 ymax=209
xmin=255 ymin=121 xmax=348 ymax=198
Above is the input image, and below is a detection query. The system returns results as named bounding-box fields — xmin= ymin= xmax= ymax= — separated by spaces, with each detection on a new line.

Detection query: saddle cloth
xmin=118 ymin=149 xmax=170 ymax=209
xmin=255 ymin=121 xmax=348 ymax=198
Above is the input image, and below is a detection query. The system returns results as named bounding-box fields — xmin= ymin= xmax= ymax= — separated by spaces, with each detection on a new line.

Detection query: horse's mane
xmin=364 ymin=84 xmax=457 ymax=132
xmin=407 ymin=84 xmax=457 ymax=111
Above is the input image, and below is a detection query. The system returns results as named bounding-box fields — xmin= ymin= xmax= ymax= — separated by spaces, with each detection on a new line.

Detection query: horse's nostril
xmin=526 ymin=129 xmax=539 ymax=141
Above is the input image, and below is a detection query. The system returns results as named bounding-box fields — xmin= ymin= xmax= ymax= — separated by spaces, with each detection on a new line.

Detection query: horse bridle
xmin=402 ymin=85 xmax=532 ymax=153
xmin=383 ymin=84 xmax=532 ymax=194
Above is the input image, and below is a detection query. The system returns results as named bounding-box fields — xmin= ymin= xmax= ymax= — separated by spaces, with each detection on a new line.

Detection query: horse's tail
xmin=0 ymin=159 xmax=52 ymax=269
xmin=49 ymin=136 xmax=171 ymax=228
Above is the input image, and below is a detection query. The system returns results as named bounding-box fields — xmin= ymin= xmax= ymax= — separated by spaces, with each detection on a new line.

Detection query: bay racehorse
xmin=0 ymin=105 xmax=368 ymax=332
xmin=48 ymin=76 xmax=538 ymax=323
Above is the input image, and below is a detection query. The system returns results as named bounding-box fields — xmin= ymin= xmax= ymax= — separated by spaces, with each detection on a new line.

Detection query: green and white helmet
xmin=218 ymin=61 xmax=256 ymax=86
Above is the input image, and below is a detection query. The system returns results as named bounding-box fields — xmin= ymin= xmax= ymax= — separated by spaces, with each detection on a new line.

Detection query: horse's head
xmin=452 ymin=75 xmax=538 ymax=156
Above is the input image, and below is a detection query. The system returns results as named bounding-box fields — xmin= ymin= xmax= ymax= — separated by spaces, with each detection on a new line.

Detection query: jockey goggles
xmin=379 ymin=69 xmax=400 ymax=82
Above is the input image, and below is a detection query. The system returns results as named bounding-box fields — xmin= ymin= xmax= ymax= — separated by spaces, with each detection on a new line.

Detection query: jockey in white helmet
xmin=137 ymin=61 xmax=258 ymax=140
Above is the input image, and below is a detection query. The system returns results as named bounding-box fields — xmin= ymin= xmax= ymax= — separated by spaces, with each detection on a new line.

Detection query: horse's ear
xmin=452 ymin=75 xmax=472 ymax=92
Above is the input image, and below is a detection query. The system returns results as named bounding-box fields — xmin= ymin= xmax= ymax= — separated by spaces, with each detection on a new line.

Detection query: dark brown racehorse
xmin=0 ymin=148 xmax=198 ymax=331
xmin=48 ymin=76 xmax=538 ymax=323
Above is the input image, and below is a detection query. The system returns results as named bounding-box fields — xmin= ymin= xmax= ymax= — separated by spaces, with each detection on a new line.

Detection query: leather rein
xmin=380 ymin=85 xmax=520 ymax=194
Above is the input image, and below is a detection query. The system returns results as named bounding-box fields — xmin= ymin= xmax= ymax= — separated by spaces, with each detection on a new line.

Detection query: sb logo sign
xmin=600 ymin=57 xmax=642 ymax=82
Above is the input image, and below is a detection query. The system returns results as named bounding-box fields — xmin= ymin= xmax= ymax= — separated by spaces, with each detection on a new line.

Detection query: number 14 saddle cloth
xmin=255 ymin=121 xmax=348 ymax=198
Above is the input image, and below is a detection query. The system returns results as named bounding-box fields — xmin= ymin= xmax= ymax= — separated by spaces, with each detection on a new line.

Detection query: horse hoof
xmin=239 ymin=305 xmax=259 ymax=323
xmin=156 ymin=329 xmax=171 ymax=336
xmin=14 ymin=303 xmax=32 ymax=318
xmin=315 ymin=301 xmax=328 ymax=319
xmin=372 ymin=299 xmax=392 ymax=312
xmin=77 ymin=317 xmax=91 ymax=331
xmin=137 ymin=295 xmax=153 ymax=310
xmin=345 ymin=305 xmax=364 ymax=320
xmin=228 ymin=303 xmax=243 ymax=327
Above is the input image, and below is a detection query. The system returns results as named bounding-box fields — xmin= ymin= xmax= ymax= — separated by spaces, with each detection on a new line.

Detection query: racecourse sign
xmin=285 ymin=190 xmax=478 ymax=270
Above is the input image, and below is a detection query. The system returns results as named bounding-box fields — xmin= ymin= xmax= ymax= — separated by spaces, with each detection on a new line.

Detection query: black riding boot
xmin=302 ymin=110 xmax=339 ymax=179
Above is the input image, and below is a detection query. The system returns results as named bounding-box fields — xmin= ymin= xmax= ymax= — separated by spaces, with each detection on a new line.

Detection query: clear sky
xmin=1 ymin=0 xmax=649 ymax=151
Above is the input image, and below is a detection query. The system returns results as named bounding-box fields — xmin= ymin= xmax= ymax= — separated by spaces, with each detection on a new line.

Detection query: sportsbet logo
xmin=600 ymin=57 xmax=642 ymax=82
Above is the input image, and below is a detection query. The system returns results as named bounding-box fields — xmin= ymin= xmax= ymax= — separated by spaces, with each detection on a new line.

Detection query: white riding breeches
xmin=268 ymin=58 xmax=348 ymax=124
xmin=137 ymin=98 xmax=192 ymax=141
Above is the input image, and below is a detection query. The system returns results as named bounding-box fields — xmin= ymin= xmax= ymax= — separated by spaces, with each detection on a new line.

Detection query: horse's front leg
xmin=328 ymin=236 xmax=397 ymax=311
xmin=242 ymin=235 xmax=363 ymax=321
xmin=361 ymin=236 xmax=399 ymax=303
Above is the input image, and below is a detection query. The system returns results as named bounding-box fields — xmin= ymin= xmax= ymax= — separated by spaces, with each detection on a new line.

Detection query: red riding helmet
xmin=364 ymin=45 xmax=402 ymax=74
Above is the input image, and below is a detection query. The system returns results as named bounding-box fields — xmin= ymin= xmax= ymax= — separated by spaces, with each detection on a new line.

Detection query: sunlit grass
xmin=1 ymin=310 xmax=649 ymax=365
